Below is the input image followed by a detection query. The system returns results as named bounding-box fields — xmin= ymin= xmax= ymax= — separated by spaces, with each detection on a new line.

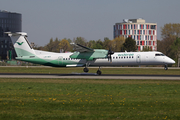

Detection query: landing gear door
xmin=136 ymin=54 xmax=141 ymax=64
xmin=58 ymin=56 xmax=63 ymax=65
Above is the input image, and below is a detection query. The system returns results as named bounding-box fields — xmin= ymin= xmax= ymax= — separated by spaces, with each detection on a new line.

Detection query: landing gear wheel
xmin=97 ymin=70 xmax=102 ymax=75
xmin=83 ymin=67 xmax=89 ymax=73
xmin=164 ymin=64 xmax=168 ymax=70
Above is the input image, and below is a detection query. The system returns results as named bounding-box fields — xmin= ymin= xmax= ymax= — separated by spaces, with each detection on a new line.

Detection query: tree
xmin=44 ymin=38 xmax=54 ymax=51
xmin=59 ymin=39 xmax=70 ymax=53
xmin=161 ymin=23 xmax=180 ymax=39
xmin=159 ymin=23 xmax=180 ymax=58
xmin=110 ymin=36 xmax=125 ymax=52
xmin=103 ymin=37 xmax=111 ymax=50
xmin=73 ymin=37 xmax=87 ymax=46
xmin=123 ymin=37 xmax=137 ymax=52
xmin=44 ymin=38 xmax=60 ymax=52
xmin=53 ymin=38 xmax=60 ymax=52
xmin=87 ymin=40 xmax=96 ymax=48
xmin=171 ymin=37 xmax=180 ymax=66
xmin=143 ymin=46 xmax=152 ymax=51
xmin=95 ymin=39 xmax=103 ymax=49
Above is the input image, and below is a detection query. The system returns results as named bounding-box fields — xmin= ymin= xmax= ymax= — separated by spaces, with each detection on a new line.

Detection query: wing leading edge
xmin=70 ymin=43 xmax=94 ymax=52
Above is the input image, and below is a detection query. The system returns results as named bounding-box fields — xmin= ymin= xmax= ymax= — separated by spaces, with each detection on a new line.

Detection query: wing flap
xmin=66 ymin=64 xmax=84 ymax=67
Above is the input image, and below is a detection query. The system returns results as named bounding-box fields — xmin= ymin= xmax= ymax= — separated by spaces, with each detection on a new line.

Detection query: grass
xmin=0 ymin=67 xmax=180 ymax=75
xmin=0 ymin=78 xmax=180 ymax=119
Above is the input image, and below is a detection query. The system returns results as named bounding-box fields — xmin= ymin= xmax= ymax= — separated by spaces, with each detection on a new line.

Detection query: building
xmin=0 ymin=10 xmax=22 ymax=60
xmin=114 ymin=18 xmax=157 ymax=51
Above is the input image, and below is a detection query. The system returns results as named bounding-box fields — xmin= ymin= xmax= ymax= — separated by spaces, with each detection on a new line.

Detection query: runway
xmin=0 ymin=73 xmax=180 ymax=80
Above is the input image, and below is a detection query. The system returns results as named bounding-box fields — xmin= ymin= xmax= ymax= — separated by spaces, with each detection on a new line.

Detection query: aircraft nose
xmin=167 ymin=58 xmax=175 ymax=64
xmin=171 ymin=59 xmax=175 ymax=64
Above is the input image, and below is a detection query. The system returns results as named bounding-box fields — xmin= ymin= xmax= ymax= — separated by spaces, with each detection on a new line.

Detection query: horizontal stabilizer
xmin=5 ymin=32 xmax=27 ymax=36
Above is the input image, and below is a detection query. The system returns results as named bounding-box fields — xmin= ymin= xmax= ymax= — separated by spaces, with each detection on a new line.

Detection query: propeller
xmin=107 ymin=48 xmax=114 ymax=63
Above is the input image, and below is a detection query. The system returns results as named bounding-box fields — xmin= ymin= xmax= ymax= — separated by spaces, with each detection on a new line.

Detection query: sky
xmin=1 ymin=0 xmax=180 ymax=46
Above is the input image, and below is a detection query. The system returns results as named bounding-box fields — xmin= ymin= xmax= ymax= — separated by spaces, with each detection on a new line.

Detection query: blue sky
xmin=1 ymin=0 xmax=180 ymax=46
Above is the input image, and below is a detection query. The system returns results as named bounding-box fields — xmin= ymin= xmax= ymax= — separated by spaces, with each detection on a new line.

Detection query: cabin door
xmin=136 ymin=54 xmax=141 ymax=64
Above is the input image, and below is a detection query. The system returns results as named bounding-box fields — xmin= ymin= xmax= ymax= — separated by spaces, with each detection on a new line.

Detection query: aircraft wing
xmin=70 ymin=43 xmax=108 ymax=61
xmin=71 ymin=43 xmax=94 ymax=52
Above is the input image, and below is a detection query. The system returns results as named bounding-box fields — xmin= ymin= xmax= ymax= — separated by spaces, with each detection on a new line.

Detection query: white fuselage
xmin=32 ymin=50 xmax=175 ymax=67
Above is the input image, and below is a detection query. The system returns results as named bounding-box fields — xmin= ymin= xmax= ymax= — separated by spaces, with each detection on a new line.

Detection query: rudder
xmin=6 ymin=32 xmax=36 ymax=57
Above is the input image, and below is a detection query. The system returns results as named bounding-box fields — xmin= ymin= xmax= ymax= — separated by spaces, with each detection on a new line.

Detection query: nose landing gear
xmin=164 ymin=64 xmax=168 ymax=70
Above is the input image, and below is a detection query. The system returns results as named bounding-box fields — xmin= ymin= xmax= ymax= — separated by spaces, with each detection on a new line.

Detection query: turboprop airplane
xmin=6 ymin=32 xmax=175 ymax=75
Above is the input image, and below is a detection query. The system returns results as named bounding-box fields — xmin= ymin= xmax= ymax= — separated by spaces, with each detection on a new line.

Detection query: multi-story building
xmin=0 ymin=10 xmax=22 ymax=60
xmin=114 ymin=18 xmax=157 ymax=51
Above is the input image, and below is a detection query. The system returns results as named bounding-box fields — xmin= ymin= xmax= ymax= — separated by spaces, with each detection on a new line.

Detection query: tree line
xmin=33 ymin=36 xmax=137 ymax=53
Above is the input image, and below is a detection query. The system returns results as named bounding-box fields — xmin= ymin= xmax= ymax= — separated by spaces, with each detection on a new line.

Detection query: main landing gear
xmin=164 ymin=64 xmax=168 ymax=70
xmin=83 ymin=66 xmax=102 ymax=75
xmin=83 ymin=67 xmax=89 ymax=73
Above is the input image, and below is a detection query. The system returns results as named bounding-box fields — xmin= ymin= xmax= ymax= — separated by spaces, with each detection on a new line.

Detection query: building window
xmin=143 ymin=30 xmax=145 ymax=34
xmin=147 ymin=25 xmax=149 ymax=29
xmin=151 ymin=25 xmax=156 ymax=29
xmin=137 ymin=41 xmax=139 ymax=45
xmin=123 ymin=25 xmax=126 ymax=29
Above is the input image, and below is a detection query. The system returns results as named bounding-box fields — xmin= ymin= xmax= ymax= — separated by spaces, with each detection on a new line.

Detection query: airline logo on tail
xmin=16 ymin=42 xmax=24 ymax=45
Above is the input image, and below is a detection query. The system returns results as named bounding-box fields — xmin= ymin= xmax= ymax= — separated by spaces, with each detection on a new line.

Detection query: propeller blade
xmin=107 ymin=48 xmax=114 ymax=63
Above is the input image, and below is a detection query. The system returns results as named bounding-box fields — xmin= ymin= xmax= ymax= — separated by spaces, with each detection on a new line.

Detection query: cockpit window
xmin=155 ymin=53 xmax=165 ymax=56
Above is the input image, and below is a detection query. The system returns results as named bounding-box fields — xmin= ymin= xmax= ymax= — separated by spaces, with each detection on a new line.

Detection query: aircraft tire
xmin=97 ymin=70 xmax=102 ymax=75
xmin=164 ymin=64 xmax=168 ymax=70
xmin=83 ymin=68 xmax=89 ymax=73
